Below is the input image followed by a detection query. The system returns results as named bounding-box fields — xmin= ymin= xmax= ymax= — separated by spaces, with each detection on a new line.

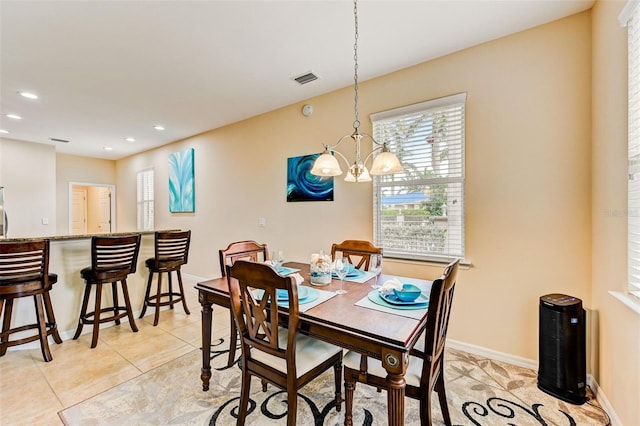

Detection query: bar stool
xmin=0 ymin=239 xmax=62 ymax=362
xmin=73 ymin=234 xmax=141 ymax=348
xmin=139 ymin=230 xmax=191 ymax=326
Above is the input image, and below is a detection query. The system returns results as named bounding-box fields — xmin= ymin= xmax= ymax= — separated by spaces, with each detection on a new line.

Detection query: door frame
xmin=68 ymin=182 xmax=116 ymax=234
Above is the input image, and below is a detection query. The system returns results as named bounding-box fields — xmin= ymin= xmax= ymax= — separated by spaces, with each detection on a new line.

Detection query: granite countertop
xmin=0 ymin=229 xmax=180 ymax=243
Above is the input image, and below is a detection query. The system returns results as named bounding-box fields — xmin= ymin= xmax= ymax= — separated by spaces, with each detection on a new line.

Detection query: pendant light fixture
xmin=310 ymin=0 xmax=403 ymax=183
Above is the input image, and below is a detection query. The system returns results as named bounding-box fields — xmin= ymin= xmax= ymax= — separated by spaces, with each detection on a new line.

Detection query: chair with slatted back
xmin=0 ymin=239 xmax=62 ymax=362
xmin=228 ymin=260 xmax=343 ymax=426
xmin=343 ymin=259 xmax=459 ymax=426
xmin=219 ymin=240 xmax=269 ymax=367
xmin=73 ymin=234 xmax=141 ymax=348
xmin=139 ymin=230 xmax=191 ymax=326
xmin=330 ymin=239 xmax=382 ymax=270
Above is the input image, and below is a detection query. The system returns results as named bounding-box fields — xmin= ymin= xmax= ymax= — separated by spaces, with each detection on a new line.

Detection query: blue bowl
xmin=393 ymin=284 xmax=422 ymax=302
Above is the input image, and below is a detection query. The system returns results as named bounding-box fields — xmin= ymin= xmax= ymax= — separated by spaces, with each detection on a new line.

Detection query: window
xmin=624 ymin=1 xmax=640 ymax=297
xmin=372 ymin=93 xmax=466 ymax=262
xmin=137 ymin=169 xmax=154 ymax=231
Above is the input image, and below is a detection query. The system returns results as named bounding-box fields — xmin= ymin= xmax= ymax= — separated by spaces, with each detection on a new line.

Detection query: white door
xmin=97 ymin=187 xmax=112 ymax=233
xmin=72 ymin=189 xmax=87 ymax=235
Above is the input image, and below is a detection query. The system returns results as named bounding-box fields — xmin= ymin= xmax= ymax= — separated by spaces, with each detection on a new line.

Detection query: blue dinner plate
xmin=332 ymin=265 xmax=364 ymax=279
xmin=367 ymin=290 xmax=429 ymax=310
xmin=276 ymin=266 xmax=300 ymax=276
xmin=380 ymin=291 xmax=428 ymax=306
xmin=276 ymin=286 xmax=309 ymax=301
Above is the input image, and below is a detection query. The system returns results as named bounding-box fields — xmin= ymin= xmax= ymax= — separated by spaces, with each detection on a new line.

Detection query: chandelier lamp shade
xmin=310 ymin=0 xmax=403 ymax=183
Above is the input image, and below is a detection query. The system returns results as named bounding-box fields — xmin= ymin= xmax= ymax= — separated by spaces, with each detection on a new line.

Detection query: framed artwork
xmin=287 ymin=154 xmax=334 ymax=202
xmin=169 ymin=148 xmax=195 ymax=212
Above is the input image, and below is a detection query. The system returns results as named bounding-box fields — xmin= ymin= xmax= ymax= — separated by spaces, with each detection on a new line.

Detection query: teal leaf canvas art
xmin=169 ymin=148 xmax=195 ymax=212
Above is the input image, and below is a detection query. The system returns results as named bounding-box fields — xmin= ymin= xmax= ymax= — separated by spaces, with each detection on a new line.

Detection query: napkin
xmin=380 ymin=278 xmax=402 ymax=296
xmin=291 ymin=273 xmax=304 ymax=285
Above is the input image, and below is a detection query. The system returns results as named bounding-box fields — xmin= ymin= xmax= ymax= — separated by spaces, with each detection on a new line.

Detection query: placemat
xmin=251 ymin=287 xmax=336 ymax=313
xmin=344 ymin=270 xmax=377 ymax=283
xmin=354 ymin=292 xmax=428 ymax=319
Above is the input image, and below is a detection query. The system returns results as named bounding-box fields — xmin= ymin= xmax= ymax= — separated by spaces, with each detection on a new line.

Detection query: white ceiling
xmin=0 ymin=0 xmax=594 ymax=160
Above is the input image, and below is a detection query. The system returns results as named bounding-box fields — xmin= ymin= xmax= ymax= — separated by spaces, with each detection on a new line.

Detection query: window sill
xmin=385 ymin=255 xmax=472 ymax=269
xmin=609 ymin=291 xmax=640 ymax=315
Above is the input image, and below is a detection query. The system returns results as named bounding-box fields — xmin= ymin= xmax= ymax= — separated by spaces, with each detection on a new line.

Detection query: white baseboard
xmin=446 ymin=339 xmax=538 ymax=370
xmin=447 ymin=339 xmax=620 ymax=425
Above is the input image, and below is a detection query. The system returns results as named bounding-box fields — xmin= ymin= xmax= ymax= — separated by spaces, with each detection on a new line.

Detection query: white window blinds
xmin=625 ymin=2 xmax=640 ymax=296
xmin=137 ymin=169 xmax=154 ymax=232
xmin=372 ymin=93 xmax=466 ymax=261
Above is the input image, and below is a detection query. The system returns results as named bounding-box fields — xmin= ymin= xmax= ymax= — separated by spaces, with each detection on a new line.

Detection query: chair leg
xmin=120 ymin=279 xmax=138 ymax=333
xmin=344 ymin=368 xmax=356 ymax=426
xmin=90 ymin=283 xmax=103 ymax=348
xmin=0 ymin=298 xmax=13 ymax=356
xmin=33 ymin=294 xmax=52 ymax=362
xmin=286 ymin=383 xmax=298 ymax=426
xmin=334 ymin=359 xmax=343 ymax=412
xmin=73 ymin=284 xmax=92 ymax=340
xmin=176 ymin=270 xmax=190 ymax=315
xmin=237 ymin=368 xmax=252 ymax=426
xmin=153 ymin=272 xmax=163 ymax=326
xmin=111 ymin=282 xmax=121 ymax=326
xmin=139 ymin=269 xmax=154 ymax=319
xmin=436 ymin=373 xmax=452 ymax=426
xmin=43 ymin=291 xmax=62 ymax=344
xmin=227 ymin=310 xmax=238 ymax=367
xmin=168 ymin=272 xmax=174 ymax=310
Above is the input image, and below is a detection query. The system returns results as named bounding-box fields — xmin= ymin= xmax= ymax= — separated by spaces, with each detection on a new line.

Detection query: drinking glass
xmin=334 ymin=255 xmax=350 ymax=295
xmin=370 ymin=254 xmax=383 ymax=289
xmin=272 ymin=249 xmax=284 ymax=272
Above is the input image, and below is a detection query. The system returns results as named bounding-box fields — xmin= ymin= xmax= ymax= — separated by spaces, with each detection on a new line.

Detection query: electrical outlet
xmin=258 ymin=217 xmax=266 ymax=228
xmin=42 ymin=218 xmax=49 ymax=225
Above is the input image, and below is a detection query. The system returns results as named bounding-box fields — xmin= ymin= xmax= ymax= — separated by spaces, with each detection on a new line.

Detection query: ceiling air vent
xmin=49 ymin=137 xmax=69 ymax=143
xmin=293 ymin=72 xmax=319 ymax=85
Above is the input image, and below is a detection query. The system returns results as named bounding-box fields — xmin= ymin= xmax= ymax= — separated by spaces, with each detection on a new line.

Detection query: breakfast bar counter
xmin=1 ymin=230 xmax=177 ymax=343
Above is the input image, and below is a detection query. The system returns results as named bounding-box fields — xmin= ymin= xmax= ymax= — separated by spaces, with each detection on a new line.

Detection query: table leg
xmin=199 ymin=292 xmax=213 ymax=391
xmin=382 ymin=350 xmax=408 ymax=426
xmin=386 ymin=371 xmax=406 ymax=426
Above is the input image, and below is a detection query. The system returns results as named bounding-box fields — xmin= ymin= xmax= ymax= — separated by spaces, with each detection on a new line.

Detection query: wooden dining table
xmin=195 ymin=261 xmax=433 ymax=426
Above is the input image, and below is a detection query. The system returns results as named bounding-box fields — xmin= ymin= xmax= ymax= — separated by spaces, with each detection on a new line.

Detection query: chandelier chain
xmin=353 ymin=0 xmax=360 ymax=131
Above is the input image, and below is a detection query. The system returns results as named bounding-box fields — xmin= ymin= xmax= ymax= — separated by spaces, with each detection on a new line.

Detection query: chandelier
xmin=310 ymin=0 xmax=403 ymax=183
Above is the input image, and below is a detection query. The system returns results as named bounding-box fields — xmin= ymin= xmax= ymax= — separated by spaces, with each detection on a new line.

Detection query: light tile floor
xmin=0 ymin=277 xmax=230 ymax=425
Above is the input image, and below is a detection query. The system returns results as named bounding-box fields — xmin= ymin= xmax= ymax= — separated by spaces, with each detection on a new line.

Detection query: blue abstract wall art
xmin=169 ymin=148 xmax=195 ymax=212
xmin=287 ymin=154 xmax=334 ymax=202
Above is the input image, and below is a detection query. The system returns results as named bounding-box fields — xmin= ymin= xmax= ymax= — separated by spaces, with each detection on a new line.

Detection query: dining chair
xmin=331 ymin=239 xmax=382 ymax=270
xmin=343 ymin=259 xmax=460 ymax=426
xmin=139 ymin=230 xmax=191 ymax=326
xmin=227 ymin=260 xmax=343 ymax=426
xmin=73 ymin=234 xmax=141 ymax=348
xmin=219 ymin=240 xmax=269 ymax=367
xmin=0 ymin=239 xmax=62 ymax=362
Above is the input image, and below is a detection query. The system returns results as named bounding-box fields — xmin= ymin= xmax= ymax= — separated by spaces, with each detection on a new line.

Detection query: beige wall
xmin=117 ymin=9 xmax=593 ymax=364
xmin=592 ymin=1 xmax=640 ymax=424
xmin=0 ymin=137 xmax=57 ymax=237
xmin=56 ymin=153 xmax=116 ymax=234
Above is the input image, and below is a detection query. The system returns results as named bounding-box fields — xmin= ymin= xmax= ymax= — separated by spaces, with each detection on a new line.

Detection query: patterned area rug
xmin=59 ymin=338 xmax=609 ymax=425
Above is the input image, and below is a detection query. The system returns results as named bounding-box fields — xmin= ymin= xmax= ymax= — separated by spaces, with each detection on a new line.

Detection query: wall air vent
xmin=293 ymin=72 xmax=319 ymax=85
xmin=49 ymin=137 xmax=69 ymax=143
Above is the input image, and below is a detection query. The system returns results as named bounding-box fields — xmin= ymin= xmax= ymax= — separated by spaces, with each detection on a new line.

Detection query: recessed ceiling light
xmin=0 ymin=129 xmax=9 ymax=134
xmin=103 ymin=146 xmax=113 ymax=151
xmin=6 ymin=114 xmax=22 ymax=120
xmin=125 ymin=137 xmax=136 ymax=142
xmin=153 ymin=125 xmax=165 ymax=131
xmin=17 ymin=91 xmax=38 ymax=100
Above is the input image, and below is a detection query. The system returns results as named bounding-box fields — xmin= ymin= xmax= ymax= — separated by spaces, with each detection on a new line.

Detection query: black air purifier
xmin=537 ymin=293 xmax=587 ymax=405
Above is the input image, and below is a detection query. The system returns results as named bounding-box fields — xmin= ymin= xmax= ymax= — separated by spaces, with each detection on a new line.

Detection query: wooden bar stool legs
xmin=73 ymin=234 xmax=141 ymax=349
xmin=139 ymin=267 xmax=190 ymax=326
xmin=73 ymin=278 xmax=139 ymax=349
xmin=0 ymin=240 xmax=62 ymax=362
xmin=139 ymin=231 xmax=191 ymax=326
